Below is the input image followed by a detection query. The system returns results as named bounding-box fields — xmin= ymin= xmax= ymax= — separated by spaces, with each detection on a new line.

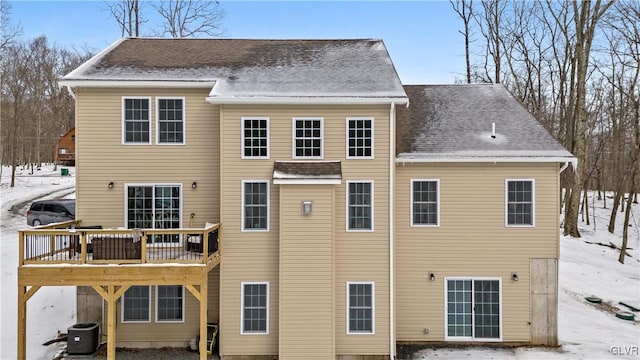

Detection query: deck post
xmin=199 ymin=275 xmax=208 ymax=360
xmin=107 ymin=285 xmax=116 ymax=360
xmin=17 ymin=286 xmax=26 ymax=360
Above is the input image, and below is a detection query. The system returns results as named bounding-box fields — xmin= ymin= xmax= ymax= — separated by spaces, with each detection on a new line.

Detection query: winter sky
xmin=9 ymin=1 xmax=465 ymax=85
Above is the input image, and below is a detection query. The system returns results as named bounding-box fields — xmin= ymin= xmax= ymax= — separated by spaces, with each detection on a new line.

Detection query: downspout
xmin=65 ymin=85 xmax=76 ymax=100
xmin=389 ymin=102 xmax=396 ymax=359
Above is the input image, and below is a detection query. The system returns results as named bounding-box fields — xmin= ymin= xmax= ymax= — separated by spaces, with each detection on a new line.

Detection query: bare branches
xmin=450 ymin=0 xmax=474 ymax=83
xmin=105 ymin=0 xmax=145 ymax=37
xmin=154 ymin=0 xmax=226 ymax=38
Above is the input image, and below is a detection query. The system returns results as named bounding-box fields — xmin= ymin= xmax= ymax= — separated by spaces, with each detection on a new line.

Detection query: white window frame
xmin=410 ymin=179 xmax=440 ymax=227
xmin=122 ymin=96 xmax=151 ymax=145
xmin=505 ymin=179 xmax=535 ymax=227
xmin=124 ymin=183 xmax=183 ymax=244
xmin=345 ymin=117 xmax=374 ymax=159
xmin=346 ymin=281 xmax=375 ymax=335
xmin=241 ymin=281 xmax=270 ymax=335
xmin=121 ymin=285 xmax=151 ymax=323
xmin=155 ymin=285 xmax=185 ymax=323
xmin=241 ymin=116 xmax=270 ymax=159
xmin=444 ymin=277 xmax=503 ymax=342
xmin=156 ymin=96 xmax=186 ymax=145
xmin=346 ymin=180 xmax=374 ymax=232
xmin=292 ymin=117 xmax=324 ymax=159
xmin=241 ymin=180 xmax=270 ymax=232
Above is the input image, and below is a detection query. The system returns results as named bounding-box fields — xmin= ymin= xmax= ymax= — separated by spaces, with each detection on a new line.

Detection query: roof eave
xmin=58 ymin=79 xmax=217 ymax=88
xmin=206 ymin=96 xmax=409 ymax=105
xmin=396 ymin=155 xmax=577 ymax=166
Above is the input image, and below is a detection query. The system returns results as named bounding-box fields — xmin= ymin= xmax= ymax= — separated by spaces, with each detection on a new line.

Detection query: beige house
xmin=17 ymin=38 xmax=575 ymax=360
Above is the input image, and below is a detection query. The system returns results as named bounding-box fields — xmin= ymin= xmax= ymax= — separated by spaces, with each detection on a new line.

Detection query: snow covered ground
xmin=1 ymin=164 xmax=638 ymax=359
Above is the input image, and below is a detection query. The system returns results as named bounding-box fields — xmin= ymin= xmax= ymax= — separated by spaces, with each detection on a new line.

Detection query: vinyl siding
xmin=279 ymin=185 xmax=335 ymax=359
xmin=219 ymin=105 xmax=391 ymax=357
xmin=395 ymin=162 xmax=560 ymax=343
xmin=74 ymin=88 xmax=220 ymax=228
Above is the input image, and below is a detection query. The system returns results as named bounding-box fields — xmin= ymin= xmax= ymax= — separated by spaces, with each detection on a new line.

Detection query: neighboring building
xmin=54 ymin=127 xmax=75 ymax=166
xmin=18 ymin=38 xmax=575 ymax=360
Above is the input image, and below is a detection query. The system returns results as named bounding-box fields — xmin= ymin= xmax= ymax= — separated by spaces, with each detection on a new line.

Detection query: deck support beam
xmin=199 ymin=274 xmax=208 ymax=360
xmin=91 ymin=285 xmax=130 ymax=360
xmin=17 ymin=285 xmax=42 ymax=360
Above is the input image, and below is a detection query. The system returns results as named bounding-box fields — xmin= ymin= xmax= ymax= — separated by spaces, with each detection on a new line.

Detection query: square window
xmin=122 ymin=286 xmax=150 ymax=322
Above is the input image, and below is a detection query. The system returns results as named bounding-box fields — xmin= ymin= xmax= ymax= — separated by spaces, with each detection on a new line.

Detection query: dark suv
xmin=26 ymin=199 xmax=75 ymax=226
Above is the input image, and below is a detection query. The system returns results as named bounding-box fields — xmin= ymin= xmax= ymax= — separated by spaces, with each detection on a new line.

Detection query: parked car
xmin=26 ymin=199 xmax=75 ymax=226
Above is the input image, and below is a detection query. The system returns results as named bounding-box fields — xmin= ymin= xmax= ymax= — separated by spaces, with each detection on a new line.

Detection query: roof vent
xmin=491 ymin=122 xmax=496 ymax=139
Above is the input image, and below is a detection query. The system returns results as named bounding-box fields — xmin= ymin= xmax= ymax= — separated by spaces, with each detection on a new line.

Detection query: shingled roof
xmin=396 ymin=84 xmax=575 ymax=162
xmin=62 ymin=38 xmax=407 ymax=101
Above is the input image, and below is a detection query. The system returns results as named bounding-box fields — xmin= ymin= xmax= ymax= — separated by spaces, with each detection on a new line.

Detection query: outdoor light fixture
xmin=192 ymin=181 xmax=197 ymax=189
xmin=429 ymin=272 xmax=436 ymax=281
xmin=108 ymin=181 xmax=114 ymax=189
xmin=512 ymin=273 xmax=519 ymax=281
xmin=301 ymin=201 xmax=313 ymax=215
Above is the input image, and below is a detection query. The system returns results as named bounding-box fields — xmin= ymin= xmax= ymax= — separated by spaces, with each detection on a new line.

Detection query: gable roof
xmin=396 ymin=84 xmax=575 ymax=164
xmin=61 ymin=38 xmax=407 ymax=104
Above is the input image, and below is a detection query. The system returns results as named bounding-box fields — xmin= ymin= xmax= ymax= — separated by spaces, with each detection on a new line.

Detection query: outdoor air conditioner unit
xmin=67 ymin=322 xmax=99 ymax=355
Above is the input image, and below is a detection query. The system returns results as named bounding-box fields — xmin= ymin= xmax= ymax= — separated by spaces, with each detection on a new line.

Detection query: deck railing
xmin=19 ymin=221 xmax=220 ymax=266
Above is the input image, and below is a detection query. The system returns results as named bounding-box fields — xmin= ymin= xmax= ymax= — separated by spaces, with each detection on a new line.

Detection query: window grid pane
xmin=348 ymin=182 xmax=372 ymax=230
xmin=157 ymin=285 xmax=183 ymax=321
xmin=348 ymin=119 xmax=373 ymax=157
xmin=158 ymin=99 xmax=184 ymax=144
xmin=348 ymin=283 xmax=373 ymax=333
xmin=446 ymin=280 xmax=472 ymax=337
xmin=124 ymin=98 xmax=150 ymax=143
xmin=294 ymin=119 xmax=322 ymax=157
xmin=244 ymin=182 xmax=268 ymax=230
xmin=123 ymin=286 xmax=150 ymax=322
xmin=244 ymin=119 xmax=268 ymax=157
xmin=243 ymin=284 xmax=267 ymax=333
xmin=507 ymin=180 xmax=533 ymax=225
xmin=413 ymin=181 xmax=438 ymax=225
xmin=127 ymin=186 xmax=153 ymax=229
xmin=153 ymin=186 xmax=181 ymax=243
xmin=474 ymin=280 xmax=500 ymax=338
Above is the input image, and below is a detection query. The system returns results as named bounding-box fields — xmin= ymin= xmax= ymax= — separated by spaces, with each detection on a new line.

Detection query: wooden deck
xmin=17 ymin=220 xmax=221 ymax=360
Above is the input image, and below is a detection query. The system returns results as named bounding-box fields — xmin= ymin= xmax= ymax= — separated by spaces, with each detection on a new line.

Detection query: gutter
xmin=389 ymin=102 xmax=396 ymax=359
xmin=396 ymin=156 xmax=577 ymax=164
xmin=205 ymin=96 xmax=409 ymax=105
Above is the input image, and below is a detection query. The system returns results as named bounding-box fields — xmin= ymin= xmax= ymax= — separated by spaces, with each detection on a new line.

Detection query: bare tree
xmin=106 ymin=0 xmax=145 ymax=37
xmin=450 ymin=0 xmax=474 ymax=83
xmin=155 ymin=0 xmax=225 ymax=38
xmin=563 ymin=0 xmax=614 ymax=238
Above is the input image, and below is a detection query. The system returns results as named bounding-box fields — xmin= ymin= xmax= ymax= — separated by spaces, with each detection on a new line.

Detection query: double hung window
xmin=241 ymin=282 xmax=269 ymax=334
xmin=411 ymin=180 xmax=439 ymax=226
xmin=347 ymin=282 xmax=374 ymax=334
xmin=346 ymin=117 xmax=373 ymax=158
xmin=293 ymin=118 xmax=323 ymax=158
xmin=242 ymin=181 xmax=269 ymax=231
xmin=242 ymin=117 xmax=269 ymax=158
xmin=157 ymin=98 xmax=185 ymax=144
xmin=347 ymin=181 xmax=373 ymax=231
xmin=506 ymin=179 xmax=534 ymax=226
xmin=123 ymin=97 xmax=151 ymax=144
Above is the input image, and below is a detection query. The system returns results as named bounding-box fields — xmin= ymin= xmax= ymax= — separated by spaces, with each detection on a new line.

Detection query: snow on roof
xmin=273 ymin=161 xmax=342 ymax=179
xmin=396 ymin=84 xmax=575 ymax=160
xmin=62 ymin=38 xmax=407 ymax=99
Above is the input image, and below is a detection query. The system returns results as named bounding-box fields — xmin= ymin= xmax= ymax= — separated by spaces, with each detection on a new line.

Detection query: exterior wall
xmin=74 ymin=87 xmax=220 ymax=344
xmin=394 ymin=162 xmax=560 ymax=343
xmin=279 ymin=184 xmax=335 ymax=359
xmin=74 ymin=87 xmax=220 ymax=229
xmin=219 ymin=105 xmax=391 ymax=357
xmin=55 ymin=128 xmax=75 ymax=165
